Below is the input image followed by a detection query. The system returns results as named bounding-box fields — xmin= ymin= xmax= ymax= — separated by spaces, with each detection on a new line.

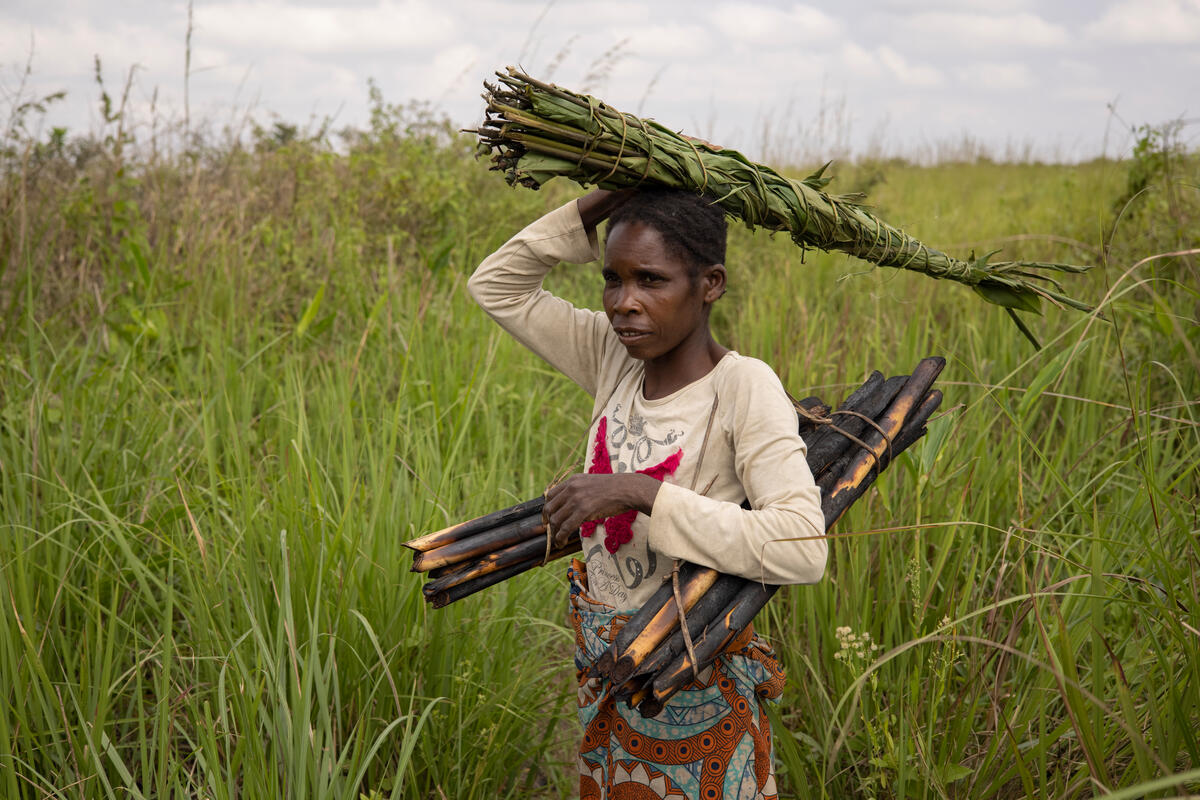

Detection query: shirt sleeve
xmin=467 ymin=199 xmax=616 ymax=397
xmin=646 ymin=359 xmax=828 ymax=585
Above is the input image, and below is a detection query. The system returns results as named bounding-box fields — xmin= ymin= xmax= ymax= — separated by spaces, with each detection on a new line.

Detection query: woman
xmin=468 ymin=187 xmax=827 ymax=799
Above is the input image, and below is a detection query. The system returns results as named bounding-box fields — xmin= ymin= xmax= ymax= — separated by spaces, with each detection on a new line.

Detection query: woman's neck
xmin=641 ymin=333 xmax=729 ymax=400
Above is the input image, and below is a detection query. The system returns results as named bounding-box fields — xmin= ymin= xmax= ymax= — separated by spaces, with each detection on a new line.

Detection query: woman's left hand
xmin=544 ymin=473 xmax=661 ymax=547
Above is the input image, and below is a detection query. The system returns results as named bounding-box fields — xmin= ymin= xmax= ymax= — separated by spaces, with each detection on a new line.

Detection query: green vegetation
xmin=1 ymin=82 xmax=1197 ymax=798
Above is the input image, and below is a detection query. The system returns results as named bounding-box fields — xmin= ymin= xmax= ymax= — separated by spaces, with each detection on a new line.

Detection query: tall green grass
xmin=1 ymin=91 xmax=1197 ymax=798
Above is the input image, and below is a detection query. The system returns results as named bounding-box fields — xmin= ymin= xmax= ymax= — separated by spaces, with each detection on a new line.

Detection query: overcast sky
xmin=3 ymin=0 xmax=1198 ymax=162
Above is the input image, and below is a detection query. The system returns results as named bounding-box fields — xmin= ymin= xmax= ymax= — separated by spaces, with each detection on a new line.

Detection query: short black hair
xmin=606 ymin=188 xmax=726 ymax=276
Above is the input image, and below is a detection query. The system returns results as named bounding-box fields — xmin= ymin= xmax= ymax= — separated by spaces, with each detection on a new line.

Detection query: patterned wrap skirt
xmin=568 ymin=560 xmax=787 ymax=800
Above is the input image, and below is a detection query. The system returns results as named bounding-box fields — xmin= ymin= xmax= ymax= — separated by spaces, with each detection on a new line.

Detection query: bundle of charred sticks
xmin=405 ymin=357 xmax=945 ymax=716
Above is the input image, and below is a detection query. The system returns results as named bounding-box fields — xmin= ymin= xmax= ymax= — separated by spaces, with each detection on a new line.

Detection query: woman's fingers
xmin=576 ymin=188 xmax=636 ymax=231
xmin=543 ymin=473 xmax=654 ymax=545
xmin=546 ymin=475 xmax=604 ymax=542
xmin=549 ymin=500 xmax=586 ymax=541
xmin=543 ymin=481 xmax=571 ymax=542
xmin=553 ymin=526 xmax=574 ymax=549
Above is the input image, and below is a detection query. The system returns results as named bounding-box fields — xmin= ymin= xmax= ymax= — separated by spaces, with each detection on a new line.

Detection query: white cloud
xmin=535 ymin=0 xmax=652 ymax=23
xmin=706 ymin=3 xmax=841 ymax=46
xmin=195 ymin=0 xmax=457 ymax=53
xmin=1085 ymin=0 xmax=1200 ymax=44
xmin=835 ymin=42 xmax=943 ymax=87
xmin=1056 ymin=58 xmax=1099 ymax=82
xmin=1056 ymin=84 xmax=1117 ymax=105
xmin=206 ymin=52 xmax=360 ymax=120
xmin=877 ymin=46 xmax=944 ymax=86
xmin=0 ymin=17 xmax=183 ymax=78
xmin=959 ymin=61 xmax=1035 ymax=90
xmin=623 ymin=22 xmax=714 ymax=61
xmin=882 ymin=0 xmax=1032 ymax=10
xmin=903 ymin=11 xmax=1069 ymax=48
xmin=839 ymin=42 xmax=885 ymax=80
xmin=418 ymin=43 xmax=482 ymax=101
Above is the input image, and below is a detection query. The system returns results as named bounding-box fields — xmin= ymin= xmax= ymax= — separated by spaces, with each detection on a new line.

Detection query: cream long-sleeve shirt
xmin=467 ymin=200 xmax=827 ymax=609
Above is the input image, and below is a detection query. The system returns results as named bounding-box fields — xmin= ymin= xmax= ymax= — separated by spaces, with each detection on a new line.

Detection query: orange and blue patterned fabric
xmin=568 ymin=560 xmax=787 ymax=800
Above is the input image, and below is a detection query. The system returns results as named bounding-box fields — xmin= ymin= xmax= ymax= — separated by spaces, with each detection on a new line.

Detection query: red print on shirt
xmin=580 ymin=416 xmax=683 ymax=554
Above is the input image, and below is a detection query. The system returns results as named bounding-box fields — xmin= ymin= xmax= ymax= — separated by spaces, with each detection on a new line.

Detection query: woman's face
xmin=601 ymin=221 xmax=723 ymax=366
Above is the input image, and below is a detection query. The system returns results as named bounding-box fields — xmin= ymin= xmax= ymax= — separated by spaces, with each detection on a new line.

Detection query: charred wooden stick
xmin=422 ymin=529 xmax=571 ymax=596
xmin=429 ymin=537 xmax=583 ymax=608
xmin=427 ymin=527 xmax=580 ymax=578
xmin=625 ymin=683 xmax=654 ymax=710
xmin=411 ymin=513 xmax=544 ymax=572
xmin=595 ymin=562 xmax=705 ymax=677
xmin=639 ymin=581 xmax=774 ymax=718
xmin=805 ymin=373 xmax=907 ymax=476
xmin=794 ymin=395 xmax=831 ymax=438
xmin=800 ymin=371 xmax=882 ymax=458
xmin=404 ymin=496 xmax=545 ymax=553
xmin=614 ymin=572 xmax=745 ymax=691
xmin=821 ymin=357 xmax=945 ymax=525
xmin=815 ymin=386 xmax=936 ymax=496
xmin=613 ymin=672 xmax=652 ymax=706
xmin=430 ymin=558 xmax=540 ymax=609
xmin=609 ymin=567 xmax=722 ymax=685
xmin=818 ymin=389 xmax=943 ymax=514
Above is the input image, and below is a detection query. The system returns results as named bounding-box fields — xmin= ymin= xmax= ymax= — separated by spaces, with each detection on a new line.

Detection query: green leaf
xmin=123 ymin=235 xmax=151 ymax=288
xmin=916 ymin=410 xmax=954 ymax=477
xmin=934 ymin=762 xmax=973 ymax=783
xmin=803 ymin=160 xmax=835 ymax=189
xmin=367 ymin=292 xmax=387 ymax=324
xmin=1017 ymin=339 xmax=1089 ymax=419
xmin=972 ymin=283 xmax=1043 ymax=314
xmin=1006 ymin=307 xmax=1042 ymax=350
xmin=307 ymin=312 xmax=335 ymax=339
xmin=295 ymin=282 xmax=326 ymax=338
xmin=419 ymin=236 xmax=456 ymax=273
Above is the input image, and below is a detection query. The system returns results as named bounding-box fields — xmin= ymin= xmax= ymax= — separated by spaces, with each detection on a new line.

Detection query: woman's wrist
xmin=576 ymin=188 xmax=635 ymax=233
xmin=623 ymin=473 xmax=662 ymax=516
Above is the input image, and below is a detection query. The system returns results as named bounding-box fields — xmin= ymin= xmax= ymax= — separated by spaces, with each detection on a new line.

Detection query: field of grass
xmin=1 ymin=92 xmax=1197 ymax=798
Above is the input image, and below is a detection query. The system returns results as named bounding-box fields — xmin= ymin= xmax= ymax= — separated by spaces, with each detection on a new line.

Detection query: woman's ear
xmin=702 ymin=264 xmax=727 ymax=304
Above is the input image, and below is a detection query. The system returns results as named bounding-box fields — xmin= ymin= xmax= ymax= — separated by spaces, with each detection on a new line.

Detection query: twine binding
xmin=673 ymin=392 xmax=721 ymax=682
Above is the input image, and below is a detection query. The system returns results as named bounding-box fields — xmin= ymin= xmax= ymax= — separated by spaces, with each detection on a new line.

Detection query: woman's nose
xmin=612 ymin=283 xmax=642 ymax=314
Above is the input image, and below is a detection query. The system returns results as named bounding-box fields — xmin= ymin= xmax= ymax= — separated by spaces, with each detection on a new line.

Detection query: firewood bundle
xmin=405 ymin=357 xmax=945 ymax=715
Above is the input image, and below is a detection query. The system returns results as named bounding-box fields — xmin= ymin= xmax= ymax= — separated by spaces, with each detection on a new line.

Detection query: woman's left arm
xmin=645 ymin=360 xmax=828 ymax=585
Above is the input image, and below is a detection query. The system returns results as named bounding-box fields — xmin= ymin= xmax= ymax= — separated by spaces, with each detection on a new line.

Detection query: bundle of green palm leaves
xmin=473 ymin=67 xmax=1094 ymax=344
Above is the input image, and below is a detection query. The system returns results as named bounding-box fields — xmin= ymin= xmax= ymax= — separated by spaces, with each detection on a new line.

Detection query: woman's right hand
xmin=543 ymin=472 xmax=661 ymax=548
xmin=576 ymin=188 xmax=636 ymax=234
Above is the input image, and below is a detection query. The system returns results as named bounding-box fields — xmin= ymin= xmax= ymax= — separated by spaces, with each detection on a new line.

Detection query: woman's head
xmin=606 ymin=188 xmax=726 ymax=279
xmin=601 ymin=189 xmax=728 ymax=366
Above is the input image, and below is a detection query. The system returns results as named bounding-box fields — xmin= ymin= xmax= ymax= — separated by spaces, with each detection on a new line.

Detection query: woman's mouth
xmin=615 ymin=328 xmax=651 ymax=344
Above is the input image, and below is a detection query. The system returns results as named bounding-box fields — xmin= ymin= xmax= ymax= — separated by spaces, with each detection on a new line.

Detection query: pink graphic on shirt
xmin=579 ymin=416 xmax=683 ymax=554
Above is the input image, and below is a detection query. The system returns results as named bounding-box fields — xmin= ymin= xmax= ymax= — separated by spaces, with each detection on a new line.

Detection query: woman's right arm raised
xmin=466 ymin=190 xmax=632 ymax=397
